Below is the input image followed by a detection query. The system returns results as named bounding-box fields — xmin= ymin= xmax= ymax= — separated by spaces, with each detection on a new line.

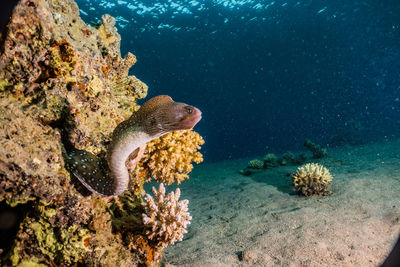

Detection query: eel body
xmin=67 ymin=95 xmax=202 ymax=196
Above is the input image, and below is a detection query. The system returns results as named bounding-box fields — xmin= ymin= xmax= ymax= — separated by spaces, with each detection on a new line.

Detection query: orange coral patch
xmin=135 ymin=236 xmax=156 ymax=263
xmin=83 ymin=236 xmax=90 ymax=248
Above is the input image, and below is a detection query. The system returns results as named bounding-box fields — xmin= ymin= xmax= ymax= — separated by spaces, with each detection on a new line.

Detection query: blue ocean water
xmin=75 ymin=0 xmax=400 ymax=162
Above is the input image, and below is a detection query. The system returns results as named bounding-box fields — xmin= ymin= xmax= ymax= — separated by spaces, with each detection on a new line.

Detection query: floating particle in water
xmin=79 ymin=9 xmax=88 ymax=16
xmin=317 ymin=7 xmax=327 ymax=14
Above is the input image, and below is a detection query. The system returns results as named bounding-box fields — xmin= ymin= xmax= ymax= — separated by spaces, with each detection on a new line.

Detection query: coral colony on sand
xmin=239 ymin=140 xmax=333 ymax=198
xmin=292 ymin=163 xmax=333 ymax=196
xmin=263 ymin=153 xmax=279 ymax=168
xmin=0 ymin=0 xmax=203 ymax=266
xmin=304 ymin=138 xmax=328 ymax=159
xmin=239 ymin=138 xmax=327 ymax=176
xmin=247 ymin=159 xmax=265 ymax=169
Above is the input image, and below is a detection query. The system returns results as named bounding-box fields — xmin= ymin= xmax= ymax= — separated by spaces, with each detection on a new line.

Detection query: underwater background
xmin=1 ymin=0 xmax=400 ymax=266
xmin=75 ymin=0 xmax=400 ymax=162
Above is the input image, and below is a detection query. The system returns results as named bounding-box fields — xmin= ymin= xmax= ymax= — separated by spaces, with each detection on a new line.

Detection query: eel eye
xmin=186 ymin=106 xmax=193 ymax=114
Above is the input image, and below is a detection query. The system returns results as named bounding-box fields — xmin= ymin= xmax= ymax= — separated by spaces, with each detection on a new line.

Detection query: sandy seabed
xmin=162 ymin=139 xmax=400 ymax=267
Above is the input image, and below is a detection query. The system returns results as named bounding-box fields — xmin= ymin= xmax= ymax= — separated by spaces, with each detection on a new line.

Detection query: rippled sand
xmin=162 ymin=139 xmax=400 ymax=266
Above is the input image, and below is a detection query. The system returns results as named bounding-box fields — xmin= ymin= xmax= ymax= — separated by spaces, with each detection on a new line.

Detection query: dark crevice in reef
xmin=49 ymin=117 xmax=92 ymax=197
xmin=48 ymin=116 xmax=73 ymax=153
xmin=0 ymin=0 xmax=19 ymax=48
xmin=0 ymin=201 xmax=34 ymax=256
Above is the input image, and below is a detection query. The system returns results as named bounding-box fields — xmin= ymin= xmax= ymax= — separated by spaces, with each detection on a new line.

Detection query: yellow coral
xmin=97 ymin=15 xmax=119 ymax=47
xmin=0 ymin=79 xmax=10 ymax=92
xmin=135 ymin=129 xmax=204 ymax=186
xmin=292 ymin=163 xmax=333 ymax=196
xmin=48 ymin=39 xmax=76 ymax=78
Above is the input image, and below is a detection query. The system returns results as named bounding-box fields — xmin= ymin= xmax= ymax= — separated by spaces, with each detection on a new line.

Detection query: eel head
xmin=140 ymin=95 xmax=202 ymax=136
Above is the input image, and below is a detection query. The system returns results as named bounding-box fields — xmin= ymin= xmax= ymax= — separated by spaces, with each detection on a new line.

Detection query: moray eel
xmin=67 ymin=95 xmax=202 ymax=196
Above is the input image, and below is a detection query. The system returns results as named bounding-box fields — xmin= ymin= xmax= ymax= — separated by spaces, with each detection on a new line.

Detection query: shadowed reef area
xmin=0 ymin=0 xmax=203 ymax=266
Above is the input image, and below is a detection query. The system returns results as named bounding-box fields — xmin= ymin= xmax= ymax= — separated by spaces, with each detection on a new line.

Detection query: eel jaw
xmin=179 ymin=107 xmax=202 ymax=129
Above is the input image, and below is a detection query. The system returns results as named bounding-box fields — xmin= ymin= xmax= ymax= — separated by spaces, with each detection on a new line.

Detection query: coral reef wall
xmin=0 ymin=0 xmax=147 ymax=204
xmin=0 ymin=0 xmax=154 ymax=265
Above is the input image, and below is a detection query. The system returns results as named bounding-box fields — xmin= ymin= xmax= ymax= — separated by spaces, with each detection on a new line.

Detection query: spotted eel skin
xmin=67 ymin=95 xmax=202 ymax=196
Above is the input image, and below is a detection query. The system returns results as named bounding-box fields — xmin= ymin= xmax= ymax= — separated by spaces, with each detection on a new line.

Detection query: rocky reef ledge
xmin=0 ymin=0 xmax=203 ymax=266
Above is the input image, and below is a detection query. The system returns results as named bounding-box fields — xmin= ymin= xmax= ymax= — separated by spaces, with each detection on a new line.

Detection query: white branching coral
xmin=142 ymin=183 xmax=192 ymax=248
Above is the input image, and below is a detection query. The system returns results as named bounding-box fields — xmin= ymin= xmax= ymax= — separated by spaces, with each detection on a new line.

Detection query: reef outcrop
xmin=0 ymin=0 xmax=202 ymax=266
xmin=0 ymin=0 xmax=147 ymax=206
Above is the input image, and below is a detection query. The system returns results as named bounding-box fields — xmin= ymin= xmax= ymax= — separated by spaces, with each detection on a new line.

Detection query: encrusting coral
xmin=108 ymin=191 xmax=161 ymax=265
xmin=292 ymin=163 xmax=333 ymax=196
xmin=85 ymin=196 xmax=139 ymax=266
xmin=0 ymin=0 xmax=203 ymax=265
xmin=10 ymin=202 xmax=91 ymax=266
xmin=142 ymin=183 xmax=191 ymax=252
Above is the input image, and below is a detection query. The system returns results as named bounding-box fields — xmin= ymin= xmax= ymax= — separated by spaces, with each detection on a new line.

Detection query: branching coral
xmin=134 ymin=129 xmax=204 ymax=187
xmin=142 ymin=183 xmax=191 ymax=251
xmin=292 ymin=163 xmax=333 ymax=196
